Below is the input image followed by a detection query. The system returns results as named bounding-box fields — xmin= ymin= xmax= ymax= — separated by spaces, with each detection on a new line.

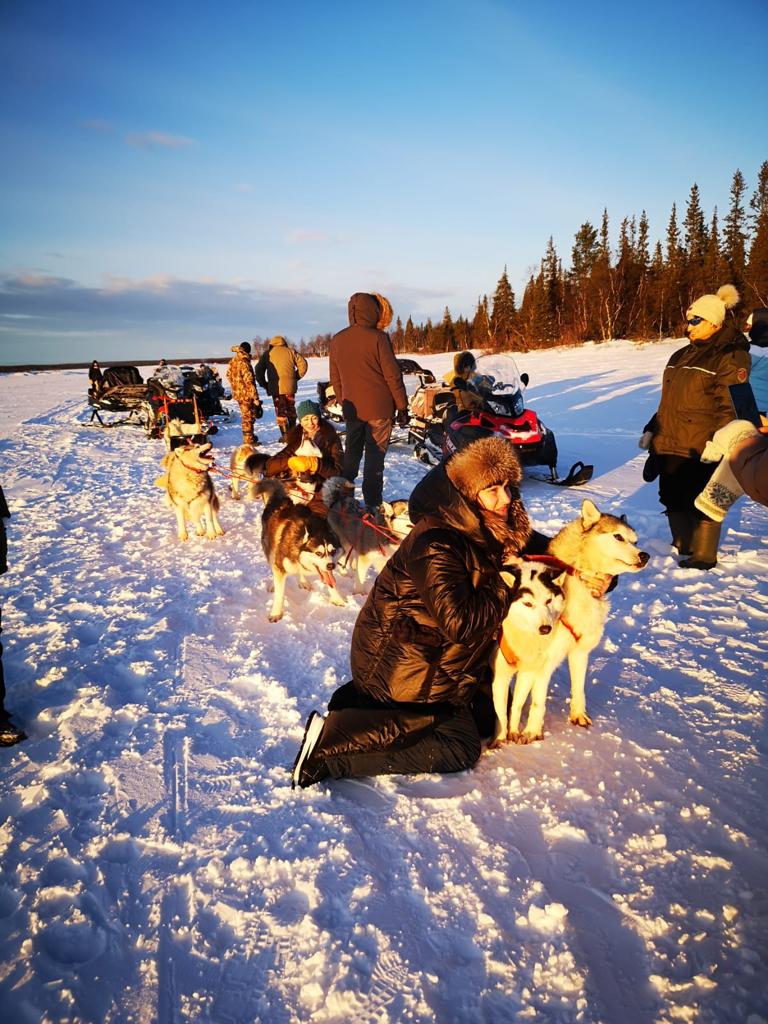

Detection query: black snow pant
xmin=342 ymin=417 xmax=393 ymax=509
xmin=0 ymin=606 xmax=11 ymax=725
xmin=313 ymin=681 xmax=483 ymax=781
xmin=657 ymin=455 xmax=716 ymax=517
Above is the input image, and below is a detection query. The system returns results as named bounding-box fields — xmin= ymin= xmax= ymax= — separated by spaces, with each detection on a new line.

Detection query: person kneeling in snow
xmin=291 ymin=436 xmax=550 ymax=789
xmin=260 ymin=400 xmax=343 ymax=517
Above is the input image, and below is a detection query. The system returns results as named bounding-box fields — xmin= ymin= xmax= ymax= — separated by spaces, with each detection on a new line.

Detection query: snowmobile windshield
xmin=473 ymin=354 xmax=524 ymax=394
xmin=473 ymin=354 xmax=526 ymax=416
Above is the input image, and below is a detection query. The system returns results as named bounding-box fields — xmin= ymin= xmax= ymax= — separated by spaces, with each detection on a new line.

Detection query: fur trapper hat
xmin=373 ymin=293 xmax=393 ymax=331
xmin=686 ymin=284 xmax=739 ymax=327
xmin=446 ymin=436 xmax=522 ymax=502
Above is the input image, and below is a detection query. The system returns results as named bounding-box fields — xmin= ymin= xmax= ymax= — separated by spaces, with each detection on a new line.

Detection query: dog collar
xmin=173 ymin=450 xmax=211 ymax=474
xmin=560 ymin=618 xmax=582 ymax=643
xmin=523 ymin=554 xmax=610 ymax=599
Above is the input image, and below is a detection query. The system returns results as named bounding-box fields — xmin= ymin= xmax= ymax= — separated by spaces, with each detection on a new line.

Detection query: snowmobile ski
xmin=527 ymin=461 xmax=594 ymax=487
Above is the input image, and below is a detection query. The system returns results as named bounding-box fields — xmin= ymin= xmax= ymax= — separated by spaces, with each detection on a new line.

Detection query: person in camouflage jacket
xmin=227 ymin=342 xmax=263 ymax=445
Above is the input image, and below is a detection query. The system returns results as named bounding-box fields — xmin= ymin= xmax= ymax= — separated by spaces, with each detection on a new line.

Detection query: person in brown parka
xmin=328 ymin=293 xmax=408 ymax=514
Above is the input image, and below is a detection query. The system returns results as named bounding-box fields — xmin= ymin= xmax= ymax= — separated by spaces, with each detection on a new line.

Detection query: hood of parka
xmin=347 ymin=292 xmax=381 ymax=328
xmin=268 ymin=335 xmax=287 ymax=348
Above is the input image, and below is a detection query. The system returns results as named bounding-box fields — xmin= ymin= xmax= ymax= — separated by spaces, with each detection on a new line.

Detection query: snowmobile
xmin=406 ymin=353 xmax=592 ymax=486
xmin=85 ymin=364 xmax=217 ymax=445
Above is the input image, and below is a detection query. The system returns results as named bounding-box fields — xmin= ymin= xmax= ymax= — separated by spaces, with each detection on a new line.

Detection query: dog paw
xmin=511 ymin=730 xmax=541 ymax=745
xmin=178 ymin=532 xmax=189 ymax=542
xmin=569 ymin=712 xmax=592 ymax=728
xmin=298 ymin=580 xmax=313 ymax=591
xmin=329 ymin=593 xmax=347 ymax=607
xmin=268 ymin=612 xmax=283 ymax=623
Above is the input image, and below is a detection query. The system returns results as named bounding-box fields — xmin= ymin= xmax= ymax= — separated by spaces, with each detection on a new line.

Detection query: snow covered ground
xmin=0 ymin=341 xmax=766 ymax=1024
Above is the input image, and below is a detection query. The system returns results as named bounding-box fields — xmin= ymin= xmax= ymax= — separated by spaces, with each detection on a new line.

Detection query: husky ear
xmin=619 ymin=513 xmax=628 ymax=524
xmin=552 ymin=570 xmax=567 ymax=588
xmin=581 ymin=499 xmax=601 ymax=531
xmin=380 ymin=501 xmax=393 ymax=517
xmin=500 ymin=564 xmax=522 ymax=590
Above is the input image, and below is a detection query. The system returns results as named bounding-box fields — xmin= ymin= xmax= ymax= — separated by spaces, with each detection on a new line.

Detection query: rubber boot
xmin=679 ymin=518 xmax=721 ymax=570
xmin=667 ymin=511 xmax=694 ymax=556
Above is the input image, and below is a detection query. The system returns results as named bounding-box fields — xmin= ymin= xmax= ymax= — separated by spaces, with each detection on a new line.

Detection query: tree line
xmin=291 ymin=161 xmax=768 ymax=356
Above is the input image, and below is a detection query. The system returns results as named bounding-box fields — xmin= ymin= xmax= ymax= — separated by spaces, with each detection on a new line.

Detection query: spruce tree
xmin=702 ymin=208 xmax=729 ymax=293
xmin=663 ymin=202 xmax=684 ymax=331
xmin=723 ymin=169 xmax=748 ymax=293
xmin=471 ymin=296 xmax=492 ymax=349
xmin=746 ymin=160 xmax=768 ymax=305
xmin=490 ymin=267 xmax=517 ymax=350
xmin=542 ymin=237 xmax=562 ymax=343
xmin=683 ymin=183 xmax=709 ymax=302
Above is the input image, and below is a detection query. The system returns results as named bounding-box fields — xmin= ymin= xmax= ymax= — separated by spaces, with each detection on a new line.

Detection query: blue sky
xmin=1 ymin=0 xmax=766 ymax=365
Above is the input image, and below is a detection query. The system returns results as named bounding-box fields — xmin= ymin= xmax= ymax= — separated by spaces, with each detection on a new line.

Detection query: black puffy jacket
xmin=350 ymin=457 xmax=551 ymax=707
xmin=650 ymin=320 xmax=751 ymax=458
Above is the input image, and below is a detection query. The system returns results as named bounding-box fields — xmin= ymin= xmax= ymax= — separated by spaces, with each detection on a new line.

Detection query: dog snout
xmin=539 ymin=624 xmax=552 ymax=635
xmin=638 ymin=551 xmax=650 ymax=567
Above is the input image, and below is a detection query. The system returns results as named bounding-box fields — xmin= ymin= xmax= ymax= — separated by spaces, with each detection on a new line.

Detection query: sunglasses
xmin=686 ymin=316 xmax=705 ymax=326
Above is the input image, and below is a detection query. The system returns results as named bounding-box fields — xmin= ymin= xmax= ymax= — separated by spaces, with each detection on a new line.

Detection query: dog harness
xmin=498 ymin=631 xmax=519 ymax=666
xmin=523 ymin=553 xmax=611 ymax=599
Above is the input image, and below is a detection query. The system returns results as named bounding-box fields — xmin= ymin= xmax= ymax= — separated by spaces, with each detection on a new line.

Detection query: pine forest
xmin=293 ymin=161 xmax=768 ymax=356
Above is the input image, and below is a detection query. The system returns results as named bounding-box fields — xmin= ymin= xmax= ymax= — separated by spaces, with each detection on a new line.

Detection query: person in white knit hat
xmin=638 ymin=284 xmax=751 ymax=569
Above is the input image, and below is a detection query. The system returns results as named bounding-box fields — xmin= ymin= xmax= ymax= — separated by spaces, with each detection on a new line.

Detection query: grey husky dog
xmin=492 ymin=499 xmax=649 ymax=744
xmin=321 ymin=477 xmax=413 ymax=593
xmin=156 ymin=442 xmax=225 ymax=541
xmin=257 ymin=479 xmax=344 ymax=622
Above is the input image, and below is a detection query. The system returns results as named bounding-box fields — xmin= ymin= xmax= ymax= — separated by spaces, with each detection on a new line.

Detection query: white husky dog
xmin=490 ymin=562 xmax=566 ymax=747
xmin=492 ymin=499 xmax=649 ymax=744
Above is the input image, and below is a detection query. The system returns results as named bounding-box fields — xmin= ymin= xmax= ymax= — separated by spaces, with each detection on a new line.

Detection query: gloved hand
xmin=254 ymin=402 xmax=264 ymax=419
xmin=638 ymin=431 xmax=653 ymax=450
xmin=700 ymin=420 xmax=759 ymax=463
xmin=396 ymin=408 xmax=409 ymax=427
xmin=288 ymin=455 xmax=319 ymax=474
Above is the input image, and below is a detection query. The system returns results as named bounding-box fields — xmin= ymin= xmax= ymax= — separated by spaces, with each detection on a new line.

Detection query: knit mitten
xmin=694 ymin=458 xmax=744 ymax=522
xmin=700 ymin=420 xmax=759 ymax=463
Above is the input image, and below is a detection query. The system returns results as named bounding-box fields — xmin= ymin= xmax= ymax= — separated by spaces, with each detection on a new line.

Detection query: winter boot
xmin=0 ymin=719 xmax=26 ymax=747
xmin=291 ymin=711 xmax=328 ymax=789
xmin=678 ymin=518 xmax=721 ymax=570
xmin=667 ymin=511 xmax=694 ymax=556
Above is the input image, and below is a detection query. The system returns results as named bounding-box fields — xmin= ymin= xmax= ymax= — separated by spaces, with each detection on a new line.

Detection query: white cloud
xmin=125 ymin=131 xmax=196 ymax=150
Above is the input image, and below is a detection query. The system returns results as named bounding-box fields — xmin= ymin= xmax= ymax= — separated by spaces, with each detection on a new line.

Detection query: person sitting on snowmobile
xmin=441 ymin=352 xmax=485 ymax=416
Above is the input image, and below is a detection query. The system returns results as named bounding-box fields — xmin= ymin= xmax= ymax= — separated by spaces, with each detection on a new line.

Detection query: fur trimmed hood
xmin=445 ymin=436 xmax=522 ymax=502
xmin=348 ymin=292 xmax=393 ymax=331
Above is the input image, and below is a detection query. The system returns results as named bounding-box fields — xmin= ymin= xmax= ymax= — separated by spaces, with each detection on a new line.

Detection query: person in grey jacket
xmin=329 ymin=293 xmax=408 ymax=514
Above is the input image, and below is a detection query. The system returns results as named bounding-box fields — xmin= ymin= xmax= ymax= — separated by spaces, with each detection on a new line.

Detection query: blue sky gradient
xmin=1 ymin=0 xmax=766 ymax=364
